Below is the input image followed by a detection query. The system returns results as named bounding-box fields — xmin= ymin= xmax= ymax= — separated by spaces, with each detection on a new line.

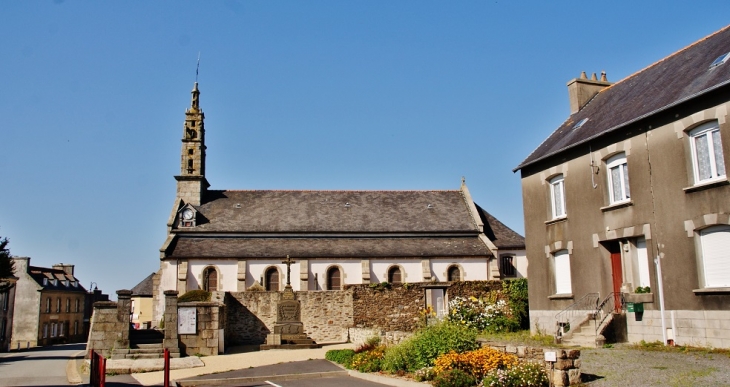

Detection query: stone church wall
xmin=225 ymin=290 xmax=353 ymax=345
xmin=351 ymin=283 xmax=425 ymax=332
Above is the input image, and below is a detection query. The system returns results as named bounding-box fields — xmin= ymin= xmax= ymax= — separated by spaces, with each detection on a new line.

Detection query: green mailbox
xmin=626 ymin=302 xmax=644 ymax=313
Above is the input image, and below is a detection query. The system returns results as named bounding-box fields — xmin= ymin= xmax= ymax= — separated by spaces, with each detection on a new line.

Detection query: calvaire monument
xmin=260 ymin=256 xmax=321 ymax=350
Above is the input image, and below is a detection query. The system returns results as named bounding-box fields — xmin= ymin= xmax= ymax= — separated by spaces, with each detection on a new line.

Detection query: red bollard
xmin=100 ymin=356 xmax=106 ymax=387
xmin=164 ymin=348 xmax=170 ymax=387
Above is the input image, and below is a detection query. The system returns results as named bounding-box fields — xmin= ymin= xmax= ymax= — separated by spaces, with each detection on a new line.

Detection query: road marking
xmin=265 ymin=381 xmax=283 ymax=387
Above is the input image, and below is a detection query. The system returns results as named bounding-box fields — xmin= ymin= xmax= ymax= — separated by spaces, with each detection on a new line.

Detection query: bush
xmin=413 ymin=367 xmax=436 ymax=382
xmin=502 ymin=278 xmax=529 ymax=330
xmin=448 ymin=294 xmax=519 ymax=333
xmin=482 ymin=362 xmax=549 ymax=387
xmin=433 ymin=347 xmax=518 ymax=379
xmin=350 ymin=345 xmax=386 ymax=372
xmin=432 ymin=369 xmax=477 ymax=387
xmin=382 ymin=321 xmax=479 ymax=372
xmin=355 ymin=336 xmax=381 ymax=353
xmin=178 ymin=290 xmax=211 ymax=302
xmin=325 ymin=349 xmax=355 ymax=367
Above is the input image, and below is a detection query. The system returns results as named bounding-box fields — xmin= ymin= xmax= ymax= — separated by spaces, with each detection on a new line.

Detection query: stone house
xmin=154 ymin=83 xmax=525 ymax=323
xmin=10 ymin=258 xmax=87 ymax=348
xmin=514 ymin=25 xmax=730 ymax=347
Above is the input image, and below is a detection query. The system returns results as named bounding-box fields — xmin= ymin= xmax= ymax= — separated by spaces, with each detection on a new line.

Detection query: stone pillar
xmin=163 ymin=290 xmax=179 ymax=350
xmin=116 ymin=290 xmax=132 ymax=347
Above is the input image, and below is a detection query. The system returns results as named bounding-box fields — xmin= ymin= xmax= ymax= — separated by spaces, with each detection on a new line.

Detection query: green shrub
xmin=325 ymin=349 xmax=355 ymax=367
xmin=432 ymin=369 xmax=476 ymax=387
xmin=383 ymin=321 xmax=478 ymax=372
xmin=413 ymin=367 xmax=436 ymax=382
xmin=503 ymin=278 xmax=529 ymax=330
xmin=355 ymin=336 xmax=381 ymax=353
xmin=178 ymin=290 xmax=211 ymax=302
xmin=482 ymin=361 xmax=549 ymax=387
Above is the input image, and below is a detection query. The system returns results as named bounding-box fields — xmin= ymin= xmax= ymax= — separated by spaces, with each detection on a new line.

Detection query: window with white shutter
xmin=699 ymin=226 xmax=730 ymax=288
xmin=553 ymin=250 xmax=572 ymax=294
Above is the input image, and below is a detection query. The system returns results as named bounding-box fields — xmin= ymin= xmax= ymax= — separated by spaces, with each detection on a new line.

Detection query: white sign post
xmin=178 ymin=307 xmax=197 ymax=335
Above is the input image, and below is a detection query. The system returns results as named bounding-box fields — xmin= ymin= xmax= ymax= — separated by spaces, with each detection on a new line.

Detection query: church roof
xmin=515 ymin=25 xmax=730 ymax=171
xmin=176 ymin=189 xmax=481 ymax=233
xmin=476 ymin=204 xmax=525 ymax=250
xmin=166 ymin=236 xmax=491 ymax=258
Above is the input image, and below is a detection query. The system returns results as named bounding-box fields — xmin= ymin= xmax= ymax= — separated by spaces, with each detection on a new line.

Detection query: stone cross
xmin=282 ymin=255 xmax=295 ymax=286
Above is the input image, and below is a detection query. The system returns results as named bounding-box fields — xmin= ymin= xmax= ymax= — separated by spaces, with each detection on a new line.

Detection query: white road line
xmin=265 ymin=381 xmax=283 ymax=387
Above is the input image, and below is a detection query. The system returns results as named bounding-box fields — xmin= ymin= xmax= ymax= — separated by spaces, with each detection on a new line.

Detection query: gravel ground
xmin=579 ymin=345 xmax=730 ymax=387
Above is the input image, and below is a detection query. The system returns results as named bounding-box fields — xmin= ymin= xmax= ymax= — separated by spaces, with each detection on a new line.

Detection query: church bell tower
xmin=174 ymin=82 xmax=209 ymax=206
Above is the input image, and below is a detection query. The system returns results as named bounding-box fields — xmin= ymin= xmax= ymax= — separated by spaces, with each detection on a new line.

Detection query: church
xmin=153 ymin=83 xmax=525 ymax=322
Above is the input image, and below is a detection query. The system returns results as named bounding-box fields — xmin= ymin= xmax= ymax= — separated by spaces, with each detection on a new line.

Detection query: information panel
xmin=178 ymin=307 xmax=197 ymax=335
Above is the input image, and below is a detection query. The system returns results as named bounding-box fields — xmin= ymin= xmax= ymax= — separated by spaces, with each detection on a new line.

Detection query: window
xmin=51 ymin=323 xmax=57 ymax=338
xmin=60 ymin=321 xmax=65 ymax=337
xmin=56 ymin=298 xmax=61 ymax=313
xmin=606 ymin=153 xmax=630 ymax=204
xmin=66 ymin=298 xmax=70 ymax=313
xmin=204 ymin=267 xmax=218 ymax=292
xmin=549 ymin=175 xmax=566 ymax=219
xmin=698 ymin=225 xmax=730 ymax=288
xmin=265 ymin=267 xmax=279 ymax=291
xmin=447 ymin=265 xmax=461 ymax=281
xmin=388 ymin=266 xmax=402 ymax=284
xmin=43 ymin=323 xmax=48 ymax=338
xmin=501 ymin=255 xmax=516 ymax=277
xmin=690 ymin=121 xmax=726 ymax=184
xmin=75 ymin=299 xmax=80 ymax=313
xmin=45 ymin=298 xmax=51 ymax=313
xmin=553 ymin=250 xmax=572 ymax=295
xmin=74 ymin=321 xmax=79 ymax=335
xmin=327 ymin=267 xmax=341 ymax=290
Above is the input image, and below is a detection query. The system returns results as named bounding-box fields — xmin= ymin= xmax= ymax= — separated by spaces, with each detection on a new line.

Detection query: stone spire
xmin=174 ymin=82 xmax=209 ymax=206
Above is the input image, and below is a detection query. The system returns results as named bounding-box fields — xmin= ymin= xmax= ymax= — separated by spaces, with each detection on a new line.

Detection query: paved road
xmin=0 ymin=343 xmax=85 ymax=386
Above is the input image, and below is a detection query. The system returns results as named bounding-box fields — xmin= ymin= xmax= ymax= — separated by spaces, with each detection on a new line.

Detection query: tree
xmin=0 ymin=236 xmax=16 ymax=291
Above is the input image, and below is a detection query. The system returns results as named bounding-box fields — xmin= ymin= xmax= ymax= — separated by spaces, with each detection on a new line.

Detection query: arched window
xmin=265 ymin=267 xmax=279 ymax=291
xmin=447 ymin=266 xmax=461 ymax=282
xmin=388 ymin=266 xmax=402 ymax=284
xmin=203 ymin=267 xmax=218 ymax=292
xmin=327 ymin=267 xmax=341 ymax=290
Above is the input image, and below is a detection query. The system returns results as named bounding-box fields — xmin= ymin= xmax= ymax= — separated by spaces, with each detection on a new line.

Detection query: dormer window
xmin=43 ymin=278 xmax=48 ymax=286
xmin=179 ymin=206 xmax=196 ymax=228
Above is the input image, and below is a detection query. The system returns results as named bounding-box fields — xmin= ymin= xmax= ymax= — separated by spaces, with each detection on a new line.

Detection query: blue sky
xmin=2 ymin=1 xmax=729 ymax=297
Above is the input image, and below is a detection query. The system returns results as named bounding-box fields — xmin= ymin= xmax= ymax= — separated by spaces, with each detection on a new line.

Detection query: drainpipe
xmin=654 ymin=253 xmax=667 ymax=345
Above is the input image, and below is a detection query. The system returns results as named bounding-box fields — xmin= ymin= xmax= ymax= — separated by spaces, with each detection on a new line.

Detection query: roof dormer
xmin=177 ymin=204 xmax=197 ymax=228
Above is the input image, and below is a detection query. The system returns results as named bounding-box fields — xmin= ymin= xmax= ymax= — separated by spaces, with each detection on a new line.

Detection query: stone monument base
xmin=260 ymin=326 xmax=322 ymax=350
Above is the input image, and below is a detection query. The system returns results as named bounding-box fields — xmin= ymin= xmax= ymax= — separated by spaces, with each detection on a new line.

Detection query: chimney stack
xmin=567 ymin=71 xmax=612 ymax=114
xmin=53 ymin=263 xmax=75 ymax=276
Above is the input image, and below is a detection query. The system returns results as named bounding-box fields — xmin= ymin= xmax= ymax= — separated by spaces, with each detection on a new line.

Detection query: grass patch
xmin=668 ymin=368 xmax=717 ymax=387
xmin=629 ymin=340 xmax=730 ymax=357
xmin=477 ymin=329 xmax=555 ymax=347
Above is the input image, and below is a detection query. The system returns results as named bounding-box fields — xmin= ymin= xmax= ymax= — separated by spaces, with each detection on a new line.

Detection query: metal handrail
xmin=554 ymin=292 xmax=599 ymax=337
xmin=595 ymin=292 xmax=624 ymax=335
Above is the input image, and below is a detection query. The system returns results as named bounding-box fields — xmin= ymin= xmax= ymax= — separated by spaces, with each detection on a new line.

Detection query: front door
xmin=609 ymin=245 xmax=623 ymax=312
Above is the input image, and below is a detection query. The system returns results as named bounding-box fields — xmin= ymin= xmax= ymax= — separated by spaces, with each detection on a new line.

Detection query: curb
xmin=175 ymin=370 xmax=348 ymax=386
xmin=66 ymin=350 xmax=85 ymax=385
xmin=347 ymin=370 xmax=431 ymax=387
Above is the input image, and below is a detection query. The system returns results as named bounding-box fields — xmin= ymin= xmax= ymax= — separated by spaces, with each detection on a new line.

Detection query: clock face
xmin=182 ymin=209 xmax=194 ymax=220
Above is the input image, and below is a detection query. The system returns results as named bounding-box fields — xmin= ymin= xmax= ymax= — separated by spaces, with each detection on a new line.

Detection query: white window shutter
xmin=554 ymin=250 xmax=572 ymax=294
xmin=701 ymin=226 xmax=730 ymax=288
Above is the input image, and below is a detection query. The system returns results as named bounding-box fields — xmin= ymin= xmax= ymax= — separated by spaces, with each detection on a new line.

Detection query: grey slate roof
xmin=475 ymin=204 xmax=525 ymax=250
xmin=28 ymin=266 xmax=86 ymax=293
xmin=177 ymin=190 xmax=479 ymax=233
xmin=131 ymin=272 xmax=155 ymax=297
xmin=167 ymin=236 xmax=491 ymax=258
xmin=516 ymin=25 xmax=730 ymax=171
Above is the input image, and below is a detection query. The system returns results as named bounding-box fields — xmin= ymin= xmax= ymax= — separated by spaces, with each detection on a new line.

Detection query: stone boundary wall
xmin=347 ymin=328 xmax=412 ymax=346
xmin=350 ymin=284 xmax=424 ymax=331
xmin=480 ymin=340 xmax=581 ymax=387
xmin=86 ymin=301 xmax=128 ymax=358
xmin=225 ymin=290 xmax=353 ymax=345
xmin=447 ymin=280 xmax=504 ymax=300
xmin=178 ymin=301 xmax=223 ymax=356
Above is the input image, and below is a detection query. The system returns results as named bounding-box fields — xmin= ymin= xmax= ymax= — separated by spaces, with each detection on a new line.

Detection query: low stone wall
xmin=225 ymin=290 xmax=353 ymax=345
xmin=350 ymin=284 xmax=424 ymax=331
xmin=480 ymin=341 xmax=581 ymax=387
xmin=86 ymin=301 xmax=129 ymax=358
xmin=447 ymin=280 xmax=503 ymax=299
xmin=178 ymin=301 xmax=224 ymax=356
xmin=347 ymin=327 xmax=412 ymax=346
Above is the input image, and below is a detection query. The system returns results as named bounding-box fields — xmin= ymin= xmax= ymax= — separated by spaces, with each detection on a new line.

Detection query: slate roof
xmin=475 ymin=204 xmax=525 ymax=250
xmin=176 ymin=190 xmax=480 ymax=233
xmin=131 ymin=272 xmax=155 ymax=297
xmin=167 ymin=236 xmax=491 ymax=258
xmin=516 ymin=25 xmax=730 ymax=171
xmin=28 ymin=266 xmax=86 ymax=293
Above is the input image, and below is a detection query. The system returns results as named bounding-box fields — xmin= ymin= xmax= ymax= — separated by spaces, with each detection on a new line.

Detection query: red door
xmin=610 ymin=251 xmax=623 ymax=312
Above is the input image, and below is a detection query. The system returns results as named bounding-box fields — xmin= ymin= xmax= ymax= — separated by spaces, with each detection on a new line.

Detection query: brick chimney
xmin=567 ymin=71 xmax=612 ymax=114
xmin=52 ymin=263 xmax=75 ymax=276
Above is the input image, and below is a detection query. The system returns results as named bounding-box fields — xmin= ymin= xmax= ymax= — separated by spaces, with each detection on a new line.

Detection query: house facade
xmin=10 ymin=258 xmax=87 ymax=348
xmin=131 ymin=272 xmax=155 ymax=329
xmin=515 ymin=26 xmax=730 ymax=347
xmin=154 ymin=83 xmax=525 ymax=323
xmin=0 ymin=284 xmax=16 ymax=352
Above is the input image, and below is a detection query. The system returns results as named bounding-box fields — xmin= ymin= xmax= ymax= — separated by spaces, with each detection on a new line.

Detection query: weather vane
xmin=195 ymin=52 xmax=201 ymax=82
